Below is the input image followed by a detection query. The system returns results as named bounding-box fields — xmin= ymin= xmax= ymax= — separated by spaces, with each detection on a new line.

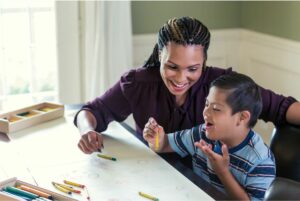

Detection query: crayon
xmin=138 ymin=191 xmax=159 ymax=201
xmin=4 ymin=186 xmax=39 ymax=199
xmin=97 ymin=154 xmax=117 ymax=161
xmin=0 ymin=190 xmax=32 ymax=201
xmin=18 ymin=185 xmax=53 ymax=199
xmin=52 ymin=182 xmax=71 ymax=195
xmin=155 ymin=131 xmax=159 ymax=151
xmin=63 ymin=180 xmax=85 ymax=188
xmin=52 ymin=182 xmax=81 ymax=194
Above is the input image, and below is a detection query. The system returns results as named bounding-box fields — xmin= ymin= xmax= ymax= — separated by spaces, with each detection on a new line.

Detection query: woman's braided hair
xmin=143 ymin=17 xmax=211 ymax=68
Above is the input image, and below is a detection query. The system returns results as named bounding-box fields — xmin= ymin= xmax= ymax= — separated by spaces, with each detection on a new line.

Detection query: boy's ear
xmin=240 ymin=110 xmax=251 ymax=123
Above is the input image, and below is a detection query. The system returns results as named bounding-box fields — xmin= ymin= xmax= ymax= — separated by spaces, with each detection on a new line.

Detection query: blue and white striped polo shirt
xmin=168 ymin=124 xmax=276 ymax=200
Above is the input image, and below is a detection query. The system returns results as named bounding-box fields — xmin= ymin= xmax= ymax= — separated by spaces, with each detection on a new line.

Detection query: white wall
xmin=55 ymin=1 xmax=82 ymax=104
xmin=132 ymin=29 xmax=300 ymax=143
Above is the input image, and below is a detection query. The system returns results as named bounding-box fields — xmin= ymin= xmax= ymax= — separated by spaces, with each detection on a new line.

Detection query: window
xmin=0 ymin=0 xmax=58 ymax=111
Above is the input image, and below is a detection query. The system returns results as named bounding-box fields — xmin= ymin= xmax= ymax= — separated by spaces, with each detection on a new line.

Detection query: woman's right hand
xmin=78 ymin=130 xmax=104 ymax=154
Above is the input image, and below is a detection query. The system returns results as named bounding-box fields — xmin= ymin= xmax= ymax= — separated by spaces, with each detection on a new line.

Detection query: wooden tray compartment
xmin=0 ymin=177 xmax=78 ymax=201
xmin=0 ymin=102 xmax=64 ymax=134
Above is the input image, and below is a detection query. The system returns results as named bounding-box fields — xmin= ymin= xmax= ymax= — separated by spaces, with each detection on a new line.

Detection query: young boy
xmin=143 ymin=73 xmax=276 ymax=201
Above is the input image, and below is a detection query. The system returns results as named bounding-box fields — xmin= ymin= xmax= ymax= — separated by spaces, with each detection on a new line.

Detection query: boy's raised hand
xmin=195 ymin=139 xmax=230 ymax=175
xmin=143 ymin=117 xmax=165 ymax=152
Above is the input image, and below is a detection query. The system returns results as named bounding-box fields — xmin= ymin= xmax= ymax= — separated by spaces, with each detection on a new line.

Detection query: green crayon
xmin=4 ymin=186 xmax=39 ymax=199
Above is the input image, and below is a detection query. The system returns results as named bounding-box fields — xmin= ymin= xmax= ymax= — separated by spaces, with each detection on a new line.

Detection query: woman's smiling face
xmin=160 ymin=42 xmax=205 ymax=104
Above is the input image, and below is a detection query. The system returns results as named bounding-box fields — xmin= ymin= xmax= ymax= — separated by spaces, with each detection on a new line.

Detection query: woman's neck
xmin=175 ymin=93 xmax=187 ymax=106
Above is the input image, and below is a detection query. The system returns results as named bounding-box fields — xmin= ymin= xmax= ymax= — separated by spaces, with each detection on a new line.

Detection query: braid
xmin=144 ymin=16 xmax=211 ymax=68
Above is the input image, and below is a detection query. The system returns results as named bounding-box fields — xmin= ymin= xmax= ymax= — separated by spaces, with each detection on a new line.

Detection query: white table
xmin=0 ymin=111 xmax=214 ymax=201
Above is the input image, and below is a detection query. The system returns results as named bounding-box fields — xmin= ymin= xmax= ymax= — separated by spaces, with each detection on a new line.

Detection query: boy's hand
xmin=143 ymin=117 xmax=165 ymax=152
xmin=195 ymin=139 xmax=230 ymax=175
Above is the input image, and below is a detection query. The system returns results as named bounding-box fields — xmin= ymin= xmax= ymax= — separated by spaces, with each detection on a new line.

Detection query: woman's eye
xmin=188 ymin=68 xmax=197 ymax=72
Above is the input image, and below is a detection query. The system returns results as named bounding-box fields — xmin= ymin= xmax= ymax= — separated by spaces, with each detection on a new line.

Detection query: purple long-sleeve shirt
xmin=74 ymin=66 xmax=297 ymax=138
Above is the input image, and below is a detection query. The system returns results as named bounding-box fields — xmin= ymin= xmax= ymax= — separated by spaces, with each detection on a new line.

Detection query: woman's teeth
xmin=172 ymin=81 xmax=187 ymax=88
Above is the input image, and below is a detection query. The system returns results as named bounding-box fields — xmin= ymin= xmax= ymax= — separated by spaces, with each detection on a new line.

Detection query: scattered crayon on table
xmin=138 ymin=191 xmax=159 ymax=201
xmin=63 ymin=180 xmax=85 ymax=188
xmin=97 ymin=153 xmax=117 ymax=161
xmin=52 ymin=182 xmax=71 ymax=195
xmin=52 ymin=182 xmax=81 ymax=194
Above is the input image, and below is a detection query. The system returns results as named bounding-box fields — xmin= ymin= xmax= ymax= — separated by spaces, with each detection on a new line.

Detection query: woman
xmin=75 ymin=16 xmax=300 ymax=154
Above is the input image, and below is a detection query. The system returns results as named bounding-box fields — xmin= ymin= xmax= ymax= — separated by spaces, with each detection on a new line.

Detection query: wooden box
xmin=0 ymin=102 xmax=64 ymax=134
xmin=0 ymin=177 xmax=78 ymax=201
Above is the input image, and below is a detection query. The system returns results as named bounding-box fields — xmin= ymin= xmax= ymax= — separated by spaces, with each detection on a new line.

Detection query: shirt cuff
xmin=167 ymin=133 xmax=188 ymax=158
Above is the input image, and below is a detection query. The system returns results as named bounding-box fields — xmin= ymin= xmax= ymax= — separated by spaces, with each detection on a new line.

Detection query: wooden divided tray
xmin=0 ymin=177 xmax=77 ymax=201
xmin=0 ymin=102 xmax=64 ymax=134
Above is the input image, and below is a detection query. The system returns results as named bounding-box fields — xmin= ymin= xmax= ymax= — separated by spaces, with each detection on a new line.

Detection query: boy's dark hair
xmin=143 ymin=16 xmax=210 ymax=68
xmin=210 ymin=73 xmax=262 ymax=128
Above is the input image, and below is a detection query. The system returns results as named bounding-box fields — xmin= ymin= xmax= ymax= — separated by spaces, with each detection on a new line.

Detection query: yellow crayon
xmin=138 ymin=191 xmax=159 ymax=201
xmin=63 ymin=180 xmax=85 ymax=188
xmin=97 ymin=154 xmax=117 ymax=161
xmin=52 ymin=182 xmax=72 ymax=194
xmin=53 ymin=182 xmax=81 ymax=194
xmin=155 ymin=131 xmax=159 ymax=151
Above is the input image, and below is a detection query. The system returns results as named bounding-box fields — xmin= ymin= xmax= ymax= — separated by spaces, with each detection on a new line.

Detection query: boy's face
xmin=203 ymin=86 xmax=241 ymax=141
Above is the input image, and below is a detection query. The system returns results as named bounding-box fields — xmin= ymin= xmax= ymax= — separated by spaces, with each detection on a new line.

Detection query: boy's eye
xmin=212 ymin=105 xmax=221 ymax=111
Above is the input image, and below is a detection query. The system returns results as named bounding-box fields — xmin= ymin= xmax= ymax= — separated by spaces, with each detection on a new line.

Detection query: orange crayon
xmin=19 ymin=185 xmax=53 ymax=199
